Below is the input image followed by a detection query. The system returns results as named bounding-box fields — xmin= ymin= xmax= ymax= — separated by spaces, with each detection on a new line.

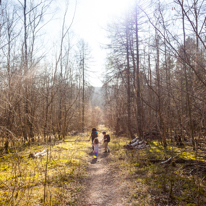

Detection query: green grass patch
xmin=108 ymin=133 xmax=206 ymax=206
xmin=0 ymin=134 xmax=90 ymax=206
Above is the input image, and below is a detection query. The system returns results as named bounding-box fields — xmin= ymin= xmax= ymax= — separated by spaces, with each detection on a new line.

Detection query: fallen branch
xmin=160 ymin=155 xmax=179 ymax=164
xmin=0 ymin=180 xmax=11 ymax=190
xmin=189 ymin=168 xmax=195 ymax=175
xmin=29 ymin=149 xmax=47 ymax=158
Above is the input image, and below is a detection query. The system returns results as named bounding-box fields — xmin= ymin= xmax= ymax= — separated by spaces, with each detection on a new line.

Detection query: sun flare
xmin=100 ymin=0 xmax=134 ymax=16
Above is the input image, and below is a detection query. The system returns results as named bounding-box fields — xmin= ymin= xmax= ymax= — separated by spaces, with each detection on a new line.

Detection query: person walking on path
xmin=89 ymin=128 xmax=98 ymax=151
xmin=93 ymin=138 xmax=99 ymax=158
xmin=103 ymin=131 xmax=110 ymax=153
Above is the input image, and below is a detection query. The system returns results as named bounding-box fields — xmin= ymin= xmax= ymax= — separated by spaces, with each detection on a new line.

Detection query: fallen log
xmin=130 ymin=140 xmax=145 ymax=147
xmin=29 ymin=149 xmax=47 ymax=158
xmin=134 ymin=143 xmax=149 ymax=149
xmin=124 ymin=137 xmax=148 ymax=149
xmin=130 ymin=137 xmax=139 ymax=144
xmin=160 ymin=155 xmax=179 ymax=164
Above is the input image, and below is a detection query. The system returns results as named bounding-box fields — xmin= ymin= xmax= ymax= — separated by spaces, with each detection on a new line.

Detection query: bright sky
xmin=70 ymin=0 xmax=133 ymax=87
xmin=44 ymin=0 xmax=133 ymax=87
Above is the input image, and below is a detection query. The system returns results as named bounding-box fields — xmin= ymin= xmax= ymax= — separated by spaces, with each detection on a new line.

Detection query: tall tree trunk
xmin=82 ymin=50 xmax=85 ymax=133
xmin=126 ymin=19 xmax=133 ymax=138
xmin=181 ymin=0 xmax=195 ymax=150
xmin=23 ymin=0 xmax=28 ymax=142
xmin=156 ymin=30 xmax=167 ymax=147
xmin=135 ymin=4 xmax=143 ymax=138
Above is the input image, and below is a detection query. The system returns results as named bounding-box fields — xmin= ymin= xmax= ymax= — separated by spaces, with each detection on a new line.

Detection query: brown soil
xmin=78 ymin=141 xmax=129 ymax=206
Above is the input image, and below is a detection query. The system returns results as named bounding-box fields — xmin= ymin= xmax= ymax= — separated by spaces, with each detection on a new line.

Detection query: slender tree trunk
xmin=82 ymin=50 xmax=85 ymax=133
xmin=181 ymin=0 xmax=195 ymax=150
xmin=135 ymin=4 xmax=143 ymax=138
xmin=156 ymin=30 xmax=167 ymax=147
xmin=148 ymin=54 xmax=152 ymax=127
xmin=23 ymin=0 xmax=28 ymax=142
xmin=126 ymin=19 xmax=133 ymax=138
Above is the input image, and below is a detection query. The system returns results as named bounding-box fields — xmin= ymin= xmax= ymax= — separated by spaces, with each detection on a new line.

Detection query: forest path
xmin=78 ymin=136 xmax=128 ymax=206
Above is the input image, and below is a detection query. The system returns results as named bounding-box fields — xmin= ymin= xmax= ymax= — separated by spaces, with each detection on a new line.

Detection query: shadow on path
xmin=91 ymin=158 xmax=97 ymax=164
xmin=99 ymin=152 xmax=110 ymax=158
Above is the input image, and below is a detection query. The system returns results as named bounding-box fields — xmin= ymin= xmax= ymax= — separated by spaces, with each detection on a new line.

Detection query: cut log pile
xmin=29 ymin=149 xmax=47 ymax=158
xmin=123 ymin=137 xmax=149 ymax=149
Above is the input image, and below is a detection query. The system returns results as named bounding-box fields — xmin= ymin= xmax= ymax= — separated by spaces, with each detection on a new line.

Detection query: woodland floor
xmin=1 ymin=129 xmax=206 ymax=205
xmin=76 ymin=133 xmax=206 ymax=206
xmin=77 ymin=137 xmax=129 ymax=206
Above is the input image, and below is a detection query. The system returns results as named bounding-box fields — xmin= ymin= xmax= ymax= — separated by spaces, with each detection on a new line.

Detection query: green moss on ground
xmin=0 ymin=134 xmax=90 ymax=206
xmin=1 ymin=127 xmax=206 ymax=206
xmin=109 ymin=134 xmax=206 ymax=206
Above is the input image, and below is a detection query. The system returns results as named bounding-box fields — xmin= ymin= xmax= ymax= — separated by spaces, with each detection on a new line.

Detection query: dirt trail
xmin=78 ymin=138 xmax=128 ymax=206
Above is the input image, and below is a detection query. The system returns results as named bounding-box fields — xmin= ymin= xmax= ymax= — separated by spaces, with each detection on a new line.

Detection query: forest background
xmin=0 ymin=0 xmax=206 ymax=205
